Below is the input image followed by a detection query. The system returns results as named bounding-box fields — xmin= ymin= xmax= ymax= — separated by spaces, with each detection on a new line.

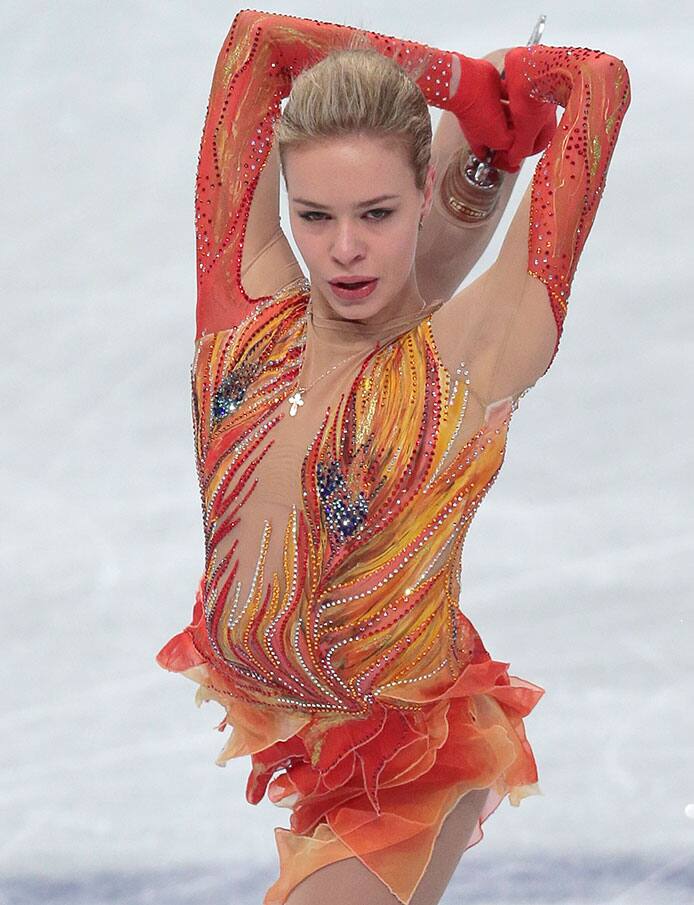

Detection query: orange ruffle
xmin=250 ymin=659 xmax=543 ymax=903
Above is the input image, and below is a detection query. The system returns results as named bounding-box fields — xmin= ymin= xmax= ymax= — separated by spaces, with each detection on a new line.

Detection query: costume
xmin=156 ymin=10 xmax=631 ymax=904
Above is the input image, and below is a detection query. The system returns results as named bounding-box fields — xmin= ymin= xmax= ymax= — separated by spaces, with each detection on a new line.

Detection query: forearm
xmin=419 ymin=156 xmax=520 ymax=300
xmin=431 ymin=110 xmax=522 ymax=233
xmin=415 ymin=120 xmax=519 ymax=300
xmin=415 ymin=50 xmax=521 ymax=300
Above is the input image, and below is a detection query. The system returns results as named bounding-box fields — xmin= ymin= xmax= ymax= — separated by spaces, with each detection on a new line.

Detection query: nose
xmin=330 ymin=220 xmax=366 ymax=266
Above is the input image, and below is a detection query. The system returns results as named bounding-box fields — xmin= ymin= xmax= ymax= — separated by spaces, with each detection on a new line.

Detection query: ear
xmin=422 ymin=162 xmax=437 ymax=219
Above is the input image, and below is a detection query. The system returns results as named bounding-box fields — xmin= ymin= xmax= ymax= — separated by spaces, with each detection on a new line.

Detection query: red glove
xmin=446 ymin=52 xmax=514 ymax=162
xmin=491 ymin=46 xmax=559 ymax=172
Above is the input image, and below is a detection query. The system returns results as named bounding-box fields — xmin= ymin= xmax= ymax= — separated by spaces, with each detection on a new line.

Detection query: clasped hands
xmin=449 ymin=46 xmax=558 ymax=173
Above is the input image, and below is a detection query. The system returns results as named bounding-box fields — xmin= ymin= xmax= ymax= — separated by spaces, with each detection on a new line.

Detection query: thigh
xmin=410 ymin=787 xmax=490 ymax=905
xmin=284 ymin=787 xmax=491 ymax=905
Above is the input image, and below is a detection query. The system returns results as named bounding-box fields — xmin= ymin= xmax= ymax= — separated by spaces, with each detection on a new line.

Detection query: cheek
xmin=302 ymin=238 xmax=324 ymax=272
xmin=290 ymin=223 xmax=316 ymax=263
xmin=383 ymin=222 xmax=418 ymax=267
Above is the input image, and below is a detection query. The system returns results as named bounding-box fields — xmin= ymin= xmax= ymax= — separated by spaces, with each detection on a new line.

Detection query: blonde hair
xmin=273 ymin=38 xmax=433 ymax=192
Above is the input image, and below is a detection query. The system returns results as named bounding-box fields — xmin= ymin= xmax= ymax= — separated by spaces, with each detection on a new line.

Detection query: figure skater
xmin=156 ymin=9 xmax=631 ymax=904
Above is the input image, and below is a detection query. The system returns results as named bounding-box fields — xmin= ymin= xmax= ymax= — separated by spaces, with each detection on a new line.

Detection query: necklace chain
xmin=288 ymin=296 xmax=428 ymax=416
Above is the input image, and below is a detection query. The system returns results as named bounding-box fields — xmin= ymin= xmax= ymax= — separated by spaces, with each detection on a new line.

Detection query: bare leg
xmin=409 ymin=787 xmax=490 ymax=905
xmin=284 ymin=787 xmax=490 ymax=905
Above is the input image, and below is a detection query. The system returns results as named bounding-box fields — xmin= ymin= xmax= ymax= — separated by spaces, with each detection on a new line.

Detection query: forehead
xmin=285 ymin=134 xmax=412 ymax=200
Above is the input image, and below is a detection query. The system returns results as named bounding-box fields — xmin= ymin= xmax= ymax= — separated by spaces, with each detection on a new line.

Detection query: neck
xmin=297 ymin=281 xmax=446 ymax=395
xmin=303 ymin=289 xmax=446 ymax=378
xmin=308 ymin=278 xmax=437 ymax=340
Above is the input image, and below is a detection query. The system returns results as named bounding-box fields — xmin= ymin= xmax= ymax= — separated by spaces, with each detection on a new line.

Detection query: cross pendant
xmin=288 ymin=391 xmax=304 ymax=416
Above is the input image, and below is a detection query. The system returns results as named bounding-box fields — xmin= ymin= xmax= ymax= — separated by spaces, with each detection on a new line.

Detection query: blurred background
xmin=1 ymin=1 xmax=692 ymax=903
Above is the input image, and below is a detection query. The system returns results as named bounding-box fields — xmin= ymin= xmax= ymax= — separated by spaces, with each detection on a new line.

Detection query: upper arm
xmin=430 ymin=179 xmax=558 ymax=407
xmin=482 ymin=180 xmax=560 ymax=396
xmin=195 ymin=9 xmax=306 ymax=340
xmin=240 ymin=140 xmax=305 ymax=300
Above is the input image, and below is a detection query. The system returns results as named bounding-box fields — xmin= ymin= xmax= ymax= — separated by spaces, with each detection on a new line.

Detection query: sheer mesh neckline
xmin=307 ymin=293 xmax=447 ymax=351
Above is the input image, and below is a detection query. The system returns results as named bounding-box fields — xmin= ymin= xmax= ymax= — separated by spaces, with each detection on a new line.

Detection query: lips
xmin=329 ymin=276 xmax=377 ymax=288
xmin=328 ymin=278 xmax=379 ymax=302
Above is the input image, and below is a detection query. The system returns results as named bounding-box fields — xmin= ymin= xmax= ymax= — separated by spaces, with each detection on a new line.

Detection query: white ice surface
xmin=1 ymin=1 xmax=692 ymax=903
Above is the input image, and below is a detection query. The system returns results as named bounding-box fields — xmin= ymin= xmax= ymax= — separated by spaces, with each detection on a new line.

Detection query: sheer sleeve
xmin=195 ymin=8 xmax=510 ymax=340
xmin=433 ymin=46 xmax=632 ymax=406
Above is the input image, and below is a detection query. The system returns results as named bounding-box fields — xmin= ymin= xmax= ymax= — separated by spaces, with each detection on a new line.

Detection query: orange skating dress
xmin=156 ymin=10 xmax=631 ymax=903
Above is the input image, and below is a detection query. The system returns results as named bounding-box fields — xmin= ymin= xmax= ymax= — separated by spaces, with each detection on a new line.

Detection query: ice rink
xmin=2 ymin=1 xmax=692 ymax=903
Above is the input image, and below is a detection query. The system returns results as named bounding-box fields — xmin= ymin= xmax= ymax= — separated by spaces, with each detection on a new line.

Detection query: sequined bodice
xmin=192 ymin=284 xmax=517 ymax=715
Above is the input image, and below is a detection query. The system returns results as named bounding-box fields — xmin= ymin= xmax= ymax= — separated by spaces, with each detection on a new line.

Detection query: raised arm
xmin=195 ymin=7 xmax=517 ymax=340
xmin=466 ymin=45 xmax=632 ymax=402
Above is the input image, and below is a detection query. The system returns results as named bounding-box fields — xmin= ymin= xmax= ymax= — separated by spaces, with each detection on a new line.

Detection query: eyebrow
xmin=292 ymin=194 xmax=400 ymax=209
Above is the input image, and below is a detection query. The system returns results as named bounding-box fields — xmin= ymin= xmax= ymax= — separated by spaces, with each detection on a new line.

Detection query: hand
xmin=491 ymin=46 xmax=559 ymax=172
xmin=483 ymin=47 xmax=511 ymax=73
xmin=447 ymin=52 xmax=514 ymax=162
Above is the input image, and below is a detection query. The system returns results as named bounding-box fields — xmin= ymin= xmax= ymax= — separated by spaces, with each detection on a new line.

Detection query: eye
xmin=298 ymin=208 xmax=394 ymax=223
xmin=365 ymin=208 xmax=393 ymax=221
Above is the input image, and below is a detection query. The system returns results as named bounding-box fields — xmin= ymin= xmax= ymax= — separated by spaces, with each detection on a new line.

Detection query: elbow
xmin=578 ymin=51 xmax=631 ymax=113
xmin=604 ymin=54 xmax=632 ymax=112
xmin=596 ymin=52 xmax=632 ymax=99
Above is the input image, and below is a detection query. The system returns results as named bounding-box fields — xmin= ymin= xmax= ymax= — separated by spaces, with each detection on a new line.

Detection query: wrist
xmin=449 ymin=53 xmax=461 ymax=97
xmin=439 ymin=145 xmax=506 ymax=225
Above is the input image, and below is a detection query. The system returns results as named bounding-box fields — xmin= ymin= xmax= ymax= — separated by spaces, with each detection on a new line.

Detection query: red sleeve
xmin=510 ymin=45 xmax=632 ymax=356
xmin=194 ymin=8 xmax=508 ymax=341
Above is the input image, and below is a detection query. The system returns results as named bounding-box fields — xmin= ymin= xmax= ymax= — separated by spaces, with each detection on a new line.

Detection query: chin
xmin=324 ymin=286 xmax=382 ymax=315
xmin=340 ymin=301 xmax=384 ymax=322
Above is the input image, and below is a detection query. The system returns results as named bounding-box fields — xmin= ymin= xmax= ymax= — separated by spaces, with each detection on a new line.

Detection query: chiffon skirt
xmin=156 ymin=578 xmax=545 ymax=905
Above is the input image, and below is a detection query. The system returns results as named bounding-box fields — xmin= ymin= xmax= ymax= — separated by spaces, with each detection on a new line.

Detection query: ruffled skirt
xmin=156 ymin=580 xmax=544 ymax=904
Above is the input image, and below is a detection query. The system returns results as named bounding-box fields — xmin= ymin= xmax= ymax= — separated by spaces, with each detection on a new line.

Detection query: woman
xmin=156 ymin=10 xmax=631 ymax=904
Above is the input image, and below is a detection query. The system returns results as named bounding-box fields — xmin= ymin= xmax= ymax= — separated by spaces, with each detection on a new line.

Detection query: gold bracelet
xmin=444 ymin=196 xmax=491 ymax=219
